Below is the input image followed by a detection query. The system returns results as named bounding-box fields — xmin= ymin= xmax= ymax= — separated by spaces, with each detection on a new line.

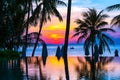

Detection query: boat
xmin=70 ymin=47 xmax=74 ymax=49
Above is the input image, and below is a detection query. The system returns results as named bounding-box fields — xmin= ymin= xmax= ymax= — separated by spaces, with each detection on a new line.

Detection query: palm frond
xmin=74 ymin=19 xmax=84 ymax=24
xmin=96 ymin=10 xmax=104 ymax=23
xmin=99 ymin=28 xmax=115 ymax=32
xmin=28 ymin=3 xmax=42 ymax=25
xmin=72 ymin=32 xmax=81 ymax=38
xmin=82 ymin=12 xmax=89 ymax=18
xmin=97 ymin=34 xmax=106 ymax=53
xmin=102 ymin=34 xmax=114 ymax=45
xmin=106 ymin=4 xmax=120 ymax=11
xmin=111 ymin=14 xmax=120 ymax=27
xmin=97 ymin=10 xmax=104 ymax=17
xmin=38 ymin=38 xmax=45 ymax=44
xmin=74 ymin=27 xmax=80 ymax=32
xmin=84 ymin=19 xmax=92 ymax=26
xmin=57 ymin=0 xmax=67 ymax=6
xmin=51 ymin=6 xmax=63 ymax=21
xmin=96 ymin=14 xmax=109 ymax=24
xmin=77 ymin=33 xmax=87 ymax=43
xmin=96 ymin=21 xmax=108 ymax=28
xmin=102 ymin=37 xmax=111 ymax=53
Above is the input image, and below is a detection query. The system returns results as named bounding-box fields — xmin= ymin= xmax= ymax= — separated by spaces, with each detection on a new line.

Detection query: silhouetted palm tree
xmin=63 ymin=0 xmax=72 ymax=80
xmin=106 ymin=4 xmax=120 ymax=27
xmin=73 ymin=8 xmax=115 ymax=57
xmin=32 ymin=0 xmax=66 ymax=56
xmin=36 ymin=57 xmax=47 ymax=80
xmin=22 ymin=0 xmax=38 ymax=56
xmin=73 ymin=9 xmax=115 ymax=80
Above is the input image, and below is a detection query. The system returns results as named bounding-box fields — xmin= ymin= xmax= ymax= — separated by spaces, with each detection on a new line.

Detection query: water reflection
xmin=0 ymin=58 xmax=24 ymax=80
xmin=0 ymin=57 xmax=120 ymax=80
xmin=75 ymin=57 xmax=115 ymax=80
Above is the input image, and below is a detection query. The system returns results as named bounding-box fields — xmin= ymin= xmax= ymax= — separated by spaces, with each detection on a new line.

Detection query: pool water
xmin=0 ymin=56 xmax=120 ymax=80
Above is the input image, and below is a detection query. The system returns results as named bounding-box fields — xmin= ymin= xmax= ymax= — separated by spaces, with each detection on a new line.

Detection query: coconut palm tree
xmin=73 ymin=8 xmax=115 ymax=57
xmin=63 ymin=0 xmax=72 ymax=80
xmin=73 ymin=9 xmax=115 ymax=80
xmin=106 ymin=4 xmax=120 ymax=27
xmin=22 ymin=0 xmax=38 ymax=56
xmin=32 ymin=0 xmax=66 ymax=56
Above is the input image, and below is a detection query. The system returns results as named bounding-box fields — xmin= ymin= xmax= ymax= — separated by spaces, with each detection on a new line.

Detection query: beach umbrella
xmin=56 ymin=46 xmax=61 ymax=60
xmin=94 ymin=44 xmax=99 ymax=63
xmin=60 ymin=45 xmax=64 ymax=57
xmin=42 ymin=44 xmax=48 ymax=66
xmin=85 ymin=48 xmax=90 ymax=56
xmin=99 ymin=44 xmax=103 ymax=55
xmin=115 ymin=49 xmax=119 ymax=57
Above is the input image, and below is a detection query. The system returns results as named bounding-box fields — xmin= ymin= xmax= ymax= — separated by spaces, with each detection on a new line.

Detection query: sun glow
xmin=51 ymin=34 xmax=63 ymax=39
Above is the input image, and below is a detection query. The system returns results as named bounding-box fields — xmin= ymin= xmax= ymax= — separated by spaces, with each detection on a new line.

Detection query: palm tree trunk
xmin=23 ymin=0 xmax=30 ymax=57
xmin=32 ymin=6 xmax=45 ymax=56
xmin=36 ymin=57 xmax=44 ymax=80
xmin=91 ymin=42 xmax=96 ymax=80
xmin=63 ymin=0 xmax=72 ymax=80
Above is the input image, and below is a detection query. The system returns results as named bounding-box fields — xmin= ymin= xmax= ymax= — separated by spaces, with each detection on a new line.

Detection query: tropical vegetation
xmin=31 ymin=0 xmax=66 ymax=56
xmin=73 ymin=8 xmax=115 ymax=57
xmin=1 ymin=0 xmax=120 ymax=80
xmin=106 ymin=4 xmax=120 ymax=27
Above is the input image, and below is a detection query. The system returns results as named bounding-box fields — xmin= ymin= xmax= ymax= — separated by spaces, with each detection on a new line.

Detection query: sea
xmin=19 ymin=44 xmax=120 ymax=56
xmin=1 ymin=44 xmax=120 ymax=80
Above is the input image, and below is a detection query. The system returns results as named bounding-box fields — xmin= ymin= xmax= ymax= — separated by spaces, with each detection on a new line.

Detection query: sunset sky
xmin=29 ymin=0 xmax=120 ymax=44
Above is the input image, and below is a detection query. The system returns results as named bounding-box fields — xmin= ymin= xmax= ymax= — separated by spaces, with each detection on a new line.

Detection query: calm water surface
xmin=0 ymin=56 xmax=120 ymax=80
xmin=19 ymin=44 xmax=120 ymax=56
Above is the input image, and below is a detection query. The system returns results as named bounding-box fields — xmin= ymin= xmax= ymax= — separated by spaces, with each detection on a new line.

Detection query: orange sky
xmin=28 ymin=0 xmax=120 ymax=44
xmin=29 ymin=17 xmax=78 ymax=44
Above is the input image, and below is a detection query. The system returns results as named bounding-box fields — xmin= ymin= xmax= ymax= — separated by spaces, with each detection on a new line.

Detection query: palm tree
xmin=73 ymin=8 xmax=115 ymax=57
xmin=22 ymin=0 xmax=38 ymax=57
xmin=63 ymin=0 xmax=72 ymax=80
xmin=106 ymin=4 xmax=120 ymax=27
xmin=32 ymin=0 xmax=66 ymax=56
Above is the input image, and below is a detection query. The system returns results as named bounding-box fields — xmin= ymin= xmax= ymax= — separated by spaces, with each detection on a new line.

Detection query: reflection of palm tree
xmin=73 ymin=8 xmax=115 ymax=57
xmin=24 ymin=57 xmax=29 ymax=79
xmin=106 ymin=4 xmax=120 ymax=27
xmin=97 ymin=57 xmax=114 ymax=71
xmin=12 ymin=59 xmax=24 ymax=80
xmin=36 ymin=57 xmax=47 ymax=80
xmin=96 ymin=57 xmax=114 ymax=80
xmin=0 ymin=58 xmax=24 ymax=80
xmin=75 ymin=57 xmax=114 ymax=80
xmin=75 ymin=57 xmax=89 ymax=80
xmin=32 ymin=0 xmax=66 ymax=56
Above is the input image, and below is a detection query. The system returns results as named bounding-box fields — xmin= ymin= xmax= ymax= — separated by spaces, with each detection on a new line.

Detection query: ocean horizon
xmin=19 ymin=44 xmax=120 ymax=56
